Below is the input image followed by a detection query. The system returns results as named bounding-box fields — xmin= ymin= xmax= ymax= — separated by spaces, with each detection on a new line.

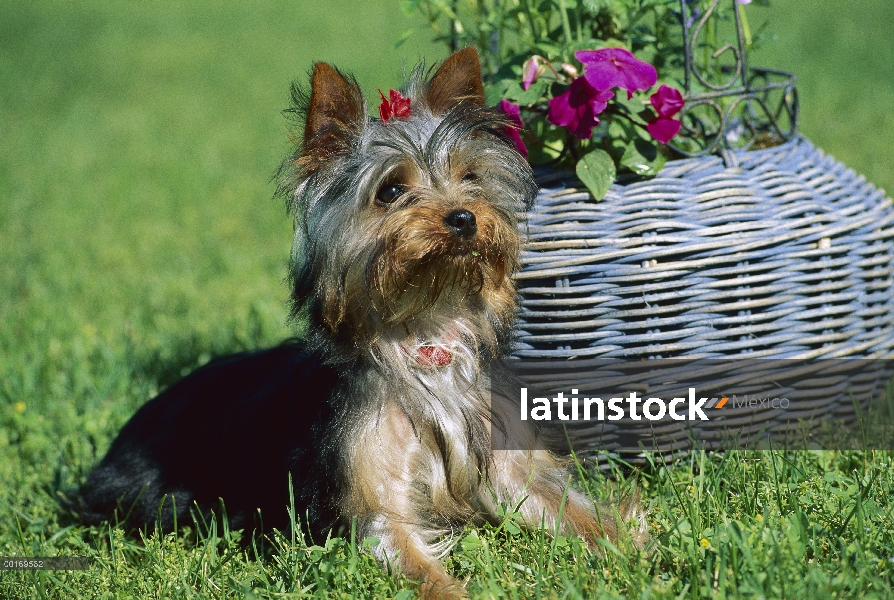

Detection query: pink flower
xmin=497 ymin=99 xmax=528 ymax=157
xmin=575 ymin=48 xmax=657 ymax=99
xmin=547 ymin=77 xmax=614 ymax=139
xmin=521 ymin=57 xmax=543 ymax=91
xmin=646 ymin=84 xmax=685 ymax=144
xmin=646 ymin=118 xmax=682 ymax=144
xmin=560 ymin=63 xmax=579 ymax=79
xmin=650 ymin=84 xmax=685 ymax=118
xmin=378 ymin=89 xmax=411 ymax=124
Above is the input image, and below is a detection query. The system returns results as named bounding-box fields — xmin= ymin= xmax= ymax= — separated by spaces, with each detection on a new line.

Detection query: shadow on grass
xmin=128 ymin=332 xmax=243 ymax=391
xmin=127 ymin=306 xmax=299 ymax=391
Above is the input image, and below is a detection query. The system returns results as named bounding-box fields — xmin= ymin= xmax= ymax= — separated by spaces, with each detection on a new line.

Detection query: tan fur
xmin=334 ymin=370 xmax=642 ymax=598
xmin=424 ymin=47 xmax=486 ymax=114
xmin=299 ymin=62 xmax=366 ymax=174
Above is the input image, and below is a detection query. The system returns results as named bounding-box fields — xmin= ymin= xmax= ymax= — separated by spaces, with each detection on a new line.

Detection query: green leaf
xmin=430 ymin=0 xmax=459 ymax=19
xmin=620 ymin=138 xmax=666 ymax=176
xmin=399 ymin=0 xmax=420 ymax=16
xmin=536 ymin=42 xmax=564 ymax=57
xmin=575 ymin=148 xmax=616 ymax=201
xmin=525 ymin=116 xmax=566 ymax=164
xmin=393 ymin=28 xmax=416 ymax=49
xmin=484 ymin=78 xmax=515 ymax=106
xmin=492 ymin=58 xmax=525 ymax=80
xmin=607 ymin=118 xmax=629 ymax=140
xmin=460 ymin=531 xmax=483 ymax=552
xmin=501 ymin=79 xmax=548 ymax=106
xmin=595 ymin=536 xmax=624 ymax=557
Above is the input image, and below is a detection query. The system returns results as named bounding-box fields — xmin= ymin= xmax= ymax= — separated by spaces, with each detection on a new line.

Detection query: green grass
xmin=2 ymin=0 xmax=894 ymax=597
xmin=749 ymin=0 xmax=894 ymax=196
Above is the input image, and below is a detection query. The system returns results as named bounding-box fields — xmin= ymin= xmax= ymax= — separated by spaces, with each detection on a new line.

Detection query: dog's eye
xmin=462 ymin=172 xmax=479 ymax=183
xmin=375 ymin=184 xmax=405 ymax=204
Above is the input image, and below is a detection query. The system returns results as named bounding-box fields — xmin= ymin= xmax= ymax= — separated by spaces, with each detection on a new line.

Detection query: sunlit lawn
xmin=2 ymin=0 xmax=893 ymax=597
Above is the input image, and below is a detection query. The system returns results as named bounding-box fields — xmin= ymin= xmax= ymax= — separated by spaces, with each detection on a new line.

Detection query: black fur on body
xmin=79 ymin=342 xmax=341 ymax=534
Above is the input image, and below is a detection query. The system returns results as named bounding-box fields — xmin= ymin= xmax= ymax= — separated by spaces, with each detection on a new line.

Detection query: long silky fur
xmin=275 ymin=63 xmax=493 ymax=534
xmin=272 ymin=51 xmax=642 ymax=598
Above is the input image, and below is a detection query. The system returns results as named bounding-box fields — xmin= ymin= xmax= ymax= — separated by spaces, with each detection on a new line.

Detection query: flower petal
xmin=589 ymin=89 xmax=614 ymax=115
xmin=548 ymin=78 xmax=607 ymax=139
xmin=576 ymin=48 xmax=657 ymax=94
xmin=569 ymin=110 xmax=599 ymax=139
xmin=498 ymin=99 xmax=523 ymax=126
xmin=650 ymin=84 xmax=685 ymax=118
xmin=497 ymin=99 xmax=527 ymax=156
xmin=547 ymin=90 xmax=576 ymax=128
xmin=522 ymin=57 xmax=539 ymax=91
xmin=505 ymin=128 xmax=528 ymax=157
xmin=647 ymin=117 xmax=682 ymax=144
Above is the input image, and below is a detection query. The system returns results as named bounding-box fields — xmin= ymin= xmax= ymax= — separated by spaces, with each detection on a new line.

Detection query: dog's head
xmin=280 ymin=48 xmax=537 ymax=356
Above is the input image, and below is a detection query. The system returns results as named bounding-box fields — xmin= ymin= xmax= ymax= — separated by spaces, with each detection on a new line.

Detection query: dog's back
xmin=79 ymin=341 xmax=338 ymax=533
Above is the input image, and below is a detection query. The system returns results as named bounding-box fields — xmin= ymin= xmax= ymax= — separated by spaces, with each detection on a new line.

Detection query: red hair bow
xmin=378 ymin=89 xmax=411 ymax=124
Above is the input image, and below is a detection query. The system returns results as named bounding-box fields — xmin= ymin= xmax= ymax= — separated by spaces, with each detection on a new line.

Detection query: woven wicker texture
xmin=512 ymin=136 xmax=894 ymax=459
xmin=514 ymin=135 xmax=894 ymax=360
xmin=518 ymin=357 xmax=889 ymax=458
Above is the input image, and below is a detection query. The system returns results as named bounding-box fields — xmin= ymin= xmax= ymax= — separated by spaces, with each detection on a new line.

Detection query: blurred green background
xmin=0 ymin=0 xmax=892 ymax=423
xmin=0 ymin=0 xmax=441 ymax=359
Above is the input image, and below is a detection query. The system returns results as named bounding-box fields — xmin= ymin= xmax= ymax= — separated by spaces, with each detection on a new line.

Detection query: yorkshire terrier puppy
xmin=80 ymin=48 xmax=642 ymax=599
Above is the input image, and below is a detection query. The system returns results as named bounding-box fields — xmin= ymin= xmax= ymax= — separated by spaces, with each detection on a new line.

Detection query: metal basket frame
xmin=670 ymin=0 xmax=799 ymax=163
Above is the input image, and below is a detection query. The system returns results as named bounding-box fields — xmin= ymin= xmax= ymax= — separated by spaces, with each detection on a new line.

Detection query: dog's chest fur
xmin=333 ymin=335 xmax=493 ymax=529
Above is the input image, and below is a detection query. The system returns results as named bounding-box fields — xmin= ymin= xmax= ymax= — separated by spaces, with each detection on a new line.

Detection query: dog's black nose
xmin=444 ymin=209 xmax=477 ymax=239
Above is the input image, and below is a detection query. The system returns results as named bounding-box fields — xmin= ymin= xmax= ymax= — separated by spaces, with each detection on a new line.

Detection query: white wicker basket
xmin=514 ymin=136 xmax=894 ymax=360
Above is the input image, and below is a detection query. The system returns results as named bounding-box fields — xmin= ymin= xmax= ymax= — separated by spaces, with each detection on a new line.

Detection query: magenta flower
xmin=497 ymin=99 xmax=528 ymax=157
xmin=575 ymin=48 xmax=657 ymax=99
xmin=650 ymin=84 xmax=685 ymax=117
xmin=547 ymin=77 xmax=614 ymax=139
xmin=646 ymin=84 xmax=685 ymax=144
xmin=646 ymin=118 xmax=682 ymax=144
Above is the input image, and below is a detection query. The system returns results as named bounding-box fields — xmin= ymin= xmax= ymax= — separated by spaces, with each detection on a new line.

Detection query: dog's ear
xmin=425 ymin=47 xmax=485 ymax=114
xmin=303 ymin=62 xmax=365 ymax=156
